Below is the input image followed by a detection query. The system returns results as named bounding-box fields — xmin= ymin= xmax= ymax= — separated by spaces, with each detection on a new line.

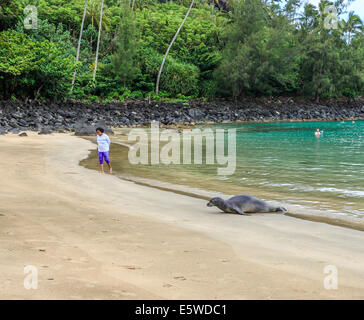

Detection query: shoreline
xmin=110 ymin=172 xmax=364 ymax=233
xmin=1 ymin=99 xmax=363 ymax=135
xmin=1 ymin=132 xmax=364 ymax=298
xmin=112 ymin=174 xmax=364 ymax=234
xmin=81 ymin=133 xmax=364 ymax=234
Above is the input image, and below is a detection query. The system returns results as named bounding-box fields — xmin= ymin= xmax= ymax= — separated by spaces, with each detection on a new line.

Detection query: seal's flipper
xmin=231 ymin=206 xmax=250 ymax=216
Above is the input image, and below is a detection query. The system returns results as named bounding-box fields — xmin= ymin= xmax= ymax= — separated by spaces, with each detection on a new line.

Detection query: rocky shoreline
xmin=1 ymin=98 xmax=364 ymax=135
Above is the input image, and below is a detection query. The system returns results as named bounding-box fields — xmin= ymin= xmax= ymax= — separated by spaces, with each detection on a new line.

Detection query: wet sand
xmin=82 ymin=130 xmax=364 ymax=232
xmin=0 ymin=133 xmax=364 ymax=299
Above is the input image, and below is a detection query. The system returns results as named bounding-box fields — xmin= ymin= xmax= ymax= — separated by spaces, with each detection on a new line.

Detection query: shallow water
xmin=81 ymin=120 xmax=364 ymax=227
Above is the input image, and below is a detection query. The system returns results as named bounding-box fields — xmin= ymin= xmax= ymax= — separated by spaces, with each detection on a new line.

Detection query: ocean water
xmin=82 ymin=120 xmax=364 ymax=227
xmin=210 ymin=121 xmax=364 ymax=215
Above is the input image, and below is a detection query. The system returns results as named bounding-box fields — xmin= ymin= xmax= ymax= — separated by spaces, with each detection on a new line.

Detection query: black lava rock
xmin=38 ymin=127 xmax=53 ymax=135
xmin=0 ymin=98 xmax=363 ymax=135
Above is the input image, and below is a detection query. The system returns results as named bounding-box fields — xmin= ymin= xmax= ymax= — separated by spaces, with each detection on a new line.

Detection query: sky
xmin=308 ymin=0 xmax=364 ymax=20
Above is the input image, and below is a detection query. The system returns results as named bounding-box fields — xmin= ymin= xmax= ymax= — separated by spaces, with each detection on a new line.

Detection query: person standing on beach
xmin=96 ymin=127 xmax=112 ymax=174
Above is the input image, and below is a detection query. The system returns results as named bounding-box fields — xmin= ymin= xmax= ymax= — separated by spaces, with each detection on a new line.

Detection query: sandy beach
xmin=0 ymin=133 xmax=364 ymax=299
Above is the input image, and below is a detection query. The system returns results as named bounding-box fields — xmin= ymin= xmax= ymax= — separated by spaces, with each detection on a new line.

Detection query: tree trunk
xmin=155 ymin=0 xmax=195 ymax=96
xmin=71 ymin=0 xmax=88 ymax=92
xmin=34 ymin=85 xmax=44 ymax=101
xmin=93 ymin=0 xmax=105 ymax=80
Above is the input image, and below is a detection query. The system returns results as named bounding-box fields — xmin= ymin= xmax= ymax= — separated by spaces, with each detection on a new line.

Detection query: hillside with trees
xmin=0 ymin=0 xmax=363 ymax=102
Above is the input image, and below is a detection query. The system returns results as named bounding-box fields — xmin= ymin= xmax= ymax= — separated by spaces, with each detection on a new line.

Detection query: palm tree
xmin=71 ymin=0 xmax=88 ymax=92
xmin=86 ymin=0 xmax=110 ymax=49
xmin=93 ymin=0 xmax=105 ymax=80
xmin=298 ymin=3 xmax=318 ymax=35
xmin=284 ymin=0 xmax=302 ymax=21
xmin=317 ymin=0 xmax=337 ymax=30
xmin=86 ymin=0 xmax=99 ymax=28
xmin=318 ymin=0 xmax=332 ymax=15
xmin=155 ymin=0 xmax=195 ymax=96
xmin=344 ymin=11 xmax=363 ymax=44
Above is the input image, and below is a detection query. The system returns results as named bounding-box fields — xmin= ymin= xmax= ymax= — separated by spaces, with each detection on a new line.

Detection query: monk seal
xmin=207 ymin=195 xmax=287 ymax=215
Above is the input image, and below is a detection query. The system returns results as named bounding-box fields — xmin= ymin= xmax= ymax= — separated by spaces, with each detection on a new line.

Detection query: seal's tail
xmin=276 ymin=207 xmax=287 ymax=212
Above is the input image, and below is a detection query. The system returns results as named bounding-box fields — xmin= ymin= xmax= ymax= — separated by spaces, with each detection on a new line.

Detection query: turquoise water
xmin=84 ymin=120 xmax=364 ymax=223
xmin=208 ymin=120 xmax=364 ymax=216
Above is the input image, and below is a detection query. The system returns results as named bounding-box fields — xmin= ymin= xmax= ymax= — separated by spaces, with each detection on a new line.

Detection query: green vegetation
xmin=0 ymin=29 xmax=77 ymax=99
xmin=0 ymin=0 xmax=363 ymax=101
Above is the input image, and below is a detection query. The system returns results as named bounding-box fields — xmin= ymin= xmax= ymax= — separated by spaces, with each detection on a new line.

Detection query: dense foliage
xmin=0 ymin=29 xmax=77 ymax=99
xmin=0 ymin=0 xmax=363 ymax=101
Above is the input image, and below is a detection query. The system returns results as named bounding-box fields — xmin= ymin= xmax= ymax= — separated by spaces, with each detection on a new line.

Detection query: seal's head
xmin=207 ymin=197 xmax=224 ymax=207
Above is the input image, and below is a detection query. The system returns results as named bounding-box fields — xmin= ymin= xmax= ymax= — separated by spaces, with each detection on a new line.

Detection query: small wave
xmin=216 ymin=176 xmax=230 ymax=181
xmin=269 ymin=183 xmax=295 ymax=187
xmin=339 ymin=162 xmax=364 ymax=167
xmin=290 ymin=185 xmax=364 ymax=197
xmin=317 ymin=187 xmax=364 ymax=197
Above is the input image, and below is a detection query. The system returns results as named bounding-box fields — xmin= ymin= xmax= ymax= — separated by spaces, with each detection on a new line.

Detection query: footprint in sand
xmin=174 ymin=276 xmax=186 ymax=281
xmin=122 ymin=265 xmax=142 ymax=270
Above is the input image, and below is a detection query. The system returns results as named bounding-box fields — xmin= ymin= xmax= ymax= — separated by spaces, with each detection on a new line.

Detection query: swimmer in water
xmin=315 ymin=128 xmax=321 ymax=136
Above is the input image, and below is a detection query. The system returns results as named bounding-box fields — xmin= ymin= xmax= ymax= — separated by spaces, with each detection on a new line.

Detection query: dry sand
xmin=0 ymin=132 xmax=364 ymax=299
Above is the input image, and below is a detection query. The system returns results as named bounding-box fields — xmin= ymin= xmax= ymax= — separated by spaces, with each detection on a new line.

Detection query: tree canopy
xmin=0 ymin=0 xmax=363 ymax=101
